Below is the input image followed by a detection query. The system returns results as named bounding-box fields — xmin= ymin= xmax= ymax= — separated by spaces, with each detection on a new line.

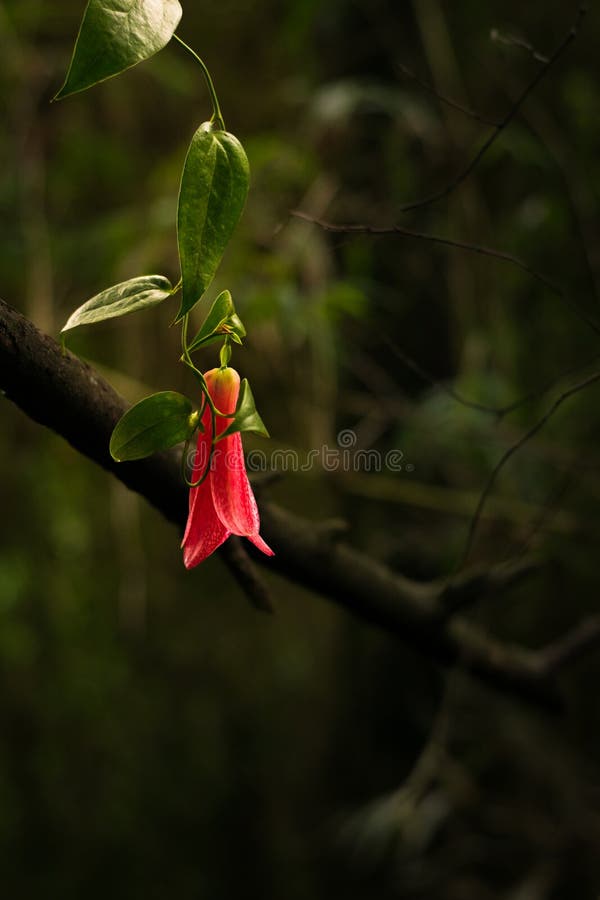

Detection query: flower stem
xmin=172 ymin=34 xmax=225 ymax=130
xmin=181 ymin=429 xmax=214 ymax=489
xmin=179 ymin=315 xmax=219 ymax=488
xmin=180 ymin=315 xmax=235 ymax=417
xmin=181 ymin=314 xmax=216 ymax=413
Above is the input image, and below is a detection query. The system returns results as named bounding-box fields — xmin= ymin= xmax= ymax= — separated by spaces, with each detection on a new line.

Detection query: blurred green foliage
xmin=2 ymin=1 xmax=600 ymax=897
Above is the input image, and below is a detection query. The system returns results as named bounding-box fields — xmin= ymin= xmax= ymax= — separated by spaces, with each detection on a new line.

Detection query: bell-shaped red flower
xmin=182 ymin=366 xmax=274 ymax=568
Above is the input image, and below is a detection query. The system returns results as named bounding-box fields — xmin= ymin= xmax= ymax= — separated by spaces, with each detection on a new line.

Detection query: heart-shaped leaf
xmin=54 ymin=0 xmax=183 ymax=100
xmin=110 ymin=391 xmax=196 ymax=462
xmin=218 ymin=378 xmax=269 ymax=440
xmin=176 ymin=123 xmax=249 ymax=321
xmin=61 ymin=275 xmax=174 ymax=334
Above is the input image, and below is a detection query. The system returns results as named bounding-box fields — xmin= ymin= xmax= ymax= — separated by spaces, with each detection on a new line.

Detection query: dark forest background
xmin=2 ymin=1 xmax=600 ymax=897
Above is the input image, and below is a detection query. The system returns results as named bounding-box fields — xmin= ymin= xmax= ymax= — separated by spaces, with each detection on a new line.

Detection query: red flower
xmin=182 ymin=366 xmax=274 ymax=568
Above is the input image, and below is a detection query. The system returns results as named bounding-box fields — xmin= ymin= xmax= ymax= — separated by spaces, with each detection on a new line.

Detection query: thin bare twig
xmin=461 ymin=370 xmax=600 ymax=567
xmin=508 ymin=468 xmax=577 ymax=560
xmin=397 ymin=62 xmax=500 ymax=126
xmin=541 ymin=616 xmax=600 ymax=673
xmin=498 ymin=358 xmax=600 ymax=416
xmin=292 ymin=209 xmax=600 ymax=339
xmin=490 ymin=28 xmax=550 ymax=64
xmin=397 ymin=6 xmax=588 ymax=213
xmin=385 ymin=338 xmax=600 ymax=420
xmin=384 ymin=338 xmax=506 ymax=416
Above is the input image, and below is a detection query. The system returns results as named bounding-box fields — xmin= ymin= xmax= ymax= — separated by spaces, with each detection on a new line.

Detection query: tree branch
xmin=461 ymin=369 xmax=600 ymax=566
xmin=0 ymin=297 xmax=588 ymax=710
xmin=396 ymin=61 xmax=500 ymax=127
xmin=490 ymin=27 xmax=550 ymax=64
xmin=396 ymin=5 xmax=587 ymax=213
xmin=539 ymin=616 xmax=600 ymax=674
xmin=291 ymin=210 xmax=600 ymax=340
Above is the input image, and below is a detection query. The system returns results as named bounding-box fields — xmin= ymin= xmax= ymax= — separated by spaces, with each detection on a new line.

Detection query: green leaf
xmin=190 ymin=290 xmax=233 ymax=346
xmin=61 ymin=275 xmax=174 ymax=334
xmin=218 ymin=379 xmax=269 ymax=440
xmin=110 ymin=391 xmax=195 ymax=462
xmin=54 ymin=0 xmax=182 ymax=99
xmin=188 ymin=290 xmax=247 ymax=351
xmin=176 ymin=123 xmax=250 ymax=320
xmin=227 ymin=315 xmax=246 ymax=343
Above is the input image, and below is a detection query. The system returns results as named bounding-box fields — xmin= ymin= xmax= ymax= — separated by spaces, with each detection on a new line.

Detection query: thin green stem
xmin=181 ymin=429 xmax=213 ymax=489
xmin=181 ymin=314 xmax=218 ymax=415
xmin=181 ymin=316 xmax=236 ymax=417
xmin=172 ymin=34 xmax=225 ymax=130
xmin=183 ymin=396 xmax=216 ymax=489
xmin=180 ymin=316 xmax=221 ymax=488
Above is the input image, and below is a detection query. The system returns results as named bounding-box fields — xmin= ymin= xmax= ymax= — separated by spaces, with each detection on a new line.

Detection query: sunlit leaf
xmin=54 ymin=0 xmax=183 ymax=99
xmin=61 ymin=275 xmax=174 ymax=334
xmin=188 ymin=290 xmax=246 ymax=351
xmin=218 ymin=378 xmax=269 ymax=440
xmin=110 ymin=391 xmax=195 ymax=461
xmin=176 ymin=124 xmax=249 ymax=320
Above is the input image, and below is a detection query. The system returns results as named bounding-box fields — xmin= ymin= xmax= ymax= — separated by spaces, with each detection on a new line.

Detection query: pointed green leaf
xmin=218 ymin=379 xmax=269 ymax=440
xmin=110 ymin=391 xmax=195 ymax=461
xmin=61 ymin=275 xmax=174 ymax=334
xmin=176 ymin=124 xmax=250 ymax=320
xmin=54 ymin=0 xmax=182 ymax=99
xmin=189 ymin=290 xmax=234 ymax=347
xmin=227 ymin=315 xmax=246 ymax=342
xmin=188 ymin=290 xmax=247 ymax=351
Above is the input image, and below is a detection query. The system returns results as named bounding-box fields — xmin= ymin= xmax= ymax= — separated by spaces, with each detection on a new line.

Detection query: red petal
xmin=247 ymin=532 xmax=275 ymax=557
xmin=211 ymin=431 xmax=274 ymax=556
xmin=182 ymin=484 xmax=230 ymax=568
xmin=182 ymin=392 xmax=230 ymax=568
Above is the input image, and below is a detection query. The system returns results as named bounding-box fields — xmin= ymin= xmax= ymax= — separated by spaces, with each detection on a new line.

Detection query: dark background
xmin=1 ymin=1 xmax=600 ymax=897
